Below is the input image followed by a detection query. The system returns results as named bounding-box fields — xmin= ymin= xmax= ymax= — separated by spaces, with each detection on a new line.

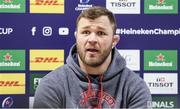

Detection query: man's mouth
xmin=86 ymin=48 xmax=98 ymax=52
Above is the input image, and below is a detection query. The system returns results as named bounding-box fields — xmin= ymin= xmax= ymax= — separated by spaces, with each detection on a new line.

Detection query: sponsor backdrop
xmin=0 ymin=0 xmax=179 ymax=108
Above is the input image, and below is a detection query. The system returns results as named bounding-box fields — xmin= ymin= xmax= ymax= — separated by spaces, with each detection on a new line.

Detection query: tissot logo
xmin=144 ymin=0 xmax=178 ymax=14
xmin=144 ymin=73 xmax=178 ymax=94
xmin=30 ymin=0 xmax=64 ymax=13
xmin=144 ymin=50 xmax=177 ymax=71
xmin=148 ymin=77 xmax=174 ymax=88
xmin=106 ymin=0 xmax=140 ymax=14
xmin=110 ymin=1 xmax=136 ymax=7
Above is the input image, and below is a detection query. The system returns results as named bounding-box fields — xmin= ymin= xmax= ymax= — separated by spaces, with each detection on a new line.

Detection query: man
xmin=33 ymin=6 xmax=152 ymax=108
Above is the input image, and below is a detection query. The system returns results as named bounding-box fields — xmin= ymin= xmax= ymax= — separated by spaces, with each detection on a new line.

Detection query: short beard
xmin=77 ymin=44 xmax=112 ymax=67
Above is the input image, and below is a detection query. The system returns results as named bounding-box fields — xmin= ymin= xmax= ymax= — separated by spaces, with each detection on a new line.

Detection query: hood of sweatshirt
xmin=66 ymin=44 xmax=127 ymax=108
xmin=66 ymin=44 xmax=126 ymax=81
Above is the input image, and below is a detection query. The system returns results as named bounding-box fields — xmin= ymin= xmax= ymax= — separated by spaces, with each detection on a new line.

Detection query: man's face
xmin=76 ymin=16 xmax=116 ymax=67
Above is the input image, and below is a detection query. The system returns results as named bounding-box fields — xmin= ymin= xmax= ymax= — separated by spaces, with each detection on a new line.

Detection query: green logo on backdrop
xmin=144 ymin=50 xmax=177 ymax=70
xmin=30 ymin=73 xmax=47 ymax=94
xmin=144 ymin=0 xmax=178 ymax=14
xmin=149 ymin=96 xmax=177 ymax=108
xmin=0 ymin=0 xmax=25 ymax=13
xmin=0 ymin=50 xmax=25 ymax=70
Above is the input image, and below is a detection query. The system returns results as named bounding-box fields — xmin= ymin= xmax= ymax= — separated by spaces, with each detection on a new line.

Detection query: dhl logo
xmin=0 ymin=73 xmax=25 ymax=94
xmin=30 ymin=0 xmax=64 ymax=13
xmin=0 ymin=81 xmax=25 ymax=87
xmin=33 ymin=0 xmax=63 ymax=5
xmin=30 ymin=50 xmax=64 ymax=70
xmin=31 ymin=57 xmax=64 ymax=63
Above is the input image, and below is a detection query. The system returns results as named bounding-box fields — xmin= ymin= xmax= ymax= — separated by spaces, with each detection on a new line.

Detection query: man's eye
xmin=97 ymin=31 xmax=106 ymax=36
xmin=82 ymin=31 xmax=90 ymax=35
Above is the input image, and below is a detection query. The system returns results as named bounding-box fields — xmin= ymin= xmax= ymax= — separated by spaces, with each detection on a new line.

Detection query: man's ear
xmin=74 ymin=31 xmax=77 ymax=38
xmin=112 ymin=35 xmax=120 ymax=48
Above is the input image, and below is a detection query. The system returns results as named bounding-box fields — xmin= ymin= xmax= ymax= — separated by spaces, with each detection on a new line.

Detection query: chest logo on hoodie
xmin=78 ymin=89 xmax=115 ymax=108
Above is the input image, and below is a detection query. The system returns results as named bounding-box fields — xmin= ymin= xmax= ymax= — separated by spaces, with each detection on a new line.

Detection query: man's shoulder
xmin=121 ymin=67 xmax=143 ymax=83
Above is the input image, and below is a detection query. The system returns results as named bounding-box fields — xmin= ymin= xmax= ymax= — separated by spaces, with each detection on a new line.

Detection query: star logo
xmin=4 ymin=53 xmax=12 ymax=61
xmin=157 ymin=0 xmax=165 ymax=5
xmin=156 ymin=53 xmax=165 ymax=61
xmin=5 ymin=100 xmax=11 ymax=105
xmin=3 ymin=0 xmax=12 ymax=3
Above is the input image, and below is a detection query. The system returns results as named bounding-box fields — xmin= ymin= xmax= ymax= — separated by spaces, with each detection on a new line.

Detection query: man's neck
xmin=78 ymin=53 xmax=112 ymax=75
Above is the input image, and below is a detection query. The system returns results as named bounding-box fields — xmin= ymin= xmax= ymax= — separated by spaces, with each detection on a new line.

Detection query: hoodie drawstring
xmin=85 ymin=75 xmax=104 ymax=108
xmin=98 ymin=75 xmax=103 ymax=108
xmin=86 ymin=75 xmax=92 ymax=104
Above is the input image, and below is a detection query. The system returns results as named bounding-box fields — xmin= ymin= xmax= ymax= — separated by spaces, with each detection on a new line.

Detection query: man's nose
xmin=87 ymin=33 xmax=98 ymax=44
